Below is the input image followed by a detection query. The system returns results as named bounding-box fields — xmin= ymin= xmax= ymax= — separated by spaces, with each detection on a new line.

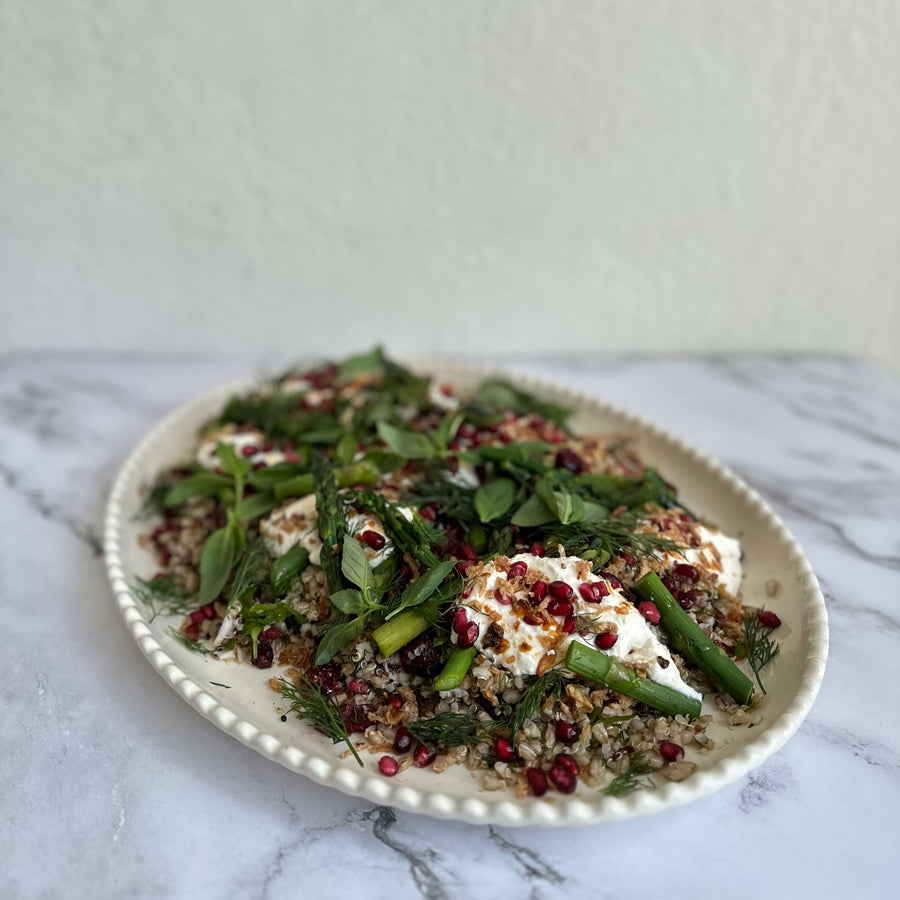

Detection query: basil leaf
xmin=315 ymin=615 xmax=369 ymax=666
xmin=234 ymin=492 xmax=281 ymax=522
xmin=198 ymin=515 xmax=245 ymax=606
xmin=270 ymin=545 xmax=310 ymax=595
xmin=295 ymin=426 xmax=344 ymax=445
xmin=535 ymin=478 xmax=560 ymax=518
xmin=386 ymin=560 xmax=457 ymax=620
xmin=432 ymin=412 xmax=464 ymax=451
xmin=555 ymin=490 xmax=584 ymax=525
xmin=163 ymin=472 xmax=232 ymax=507
xmin=248 ymin=462 xmax=310 ymax=489
xmin=330 ymin=588 xmax=365 ymax=614
xmin=337 ymin=347 xmax=384 ymax=381
xmin=341 ymin=537 xmax=375 ymax=598
xmin=474 ymin=478 xmax=517 ymax=523
xmin=241 ymin=600 xmax=293 ymax=656
xmin=358 ymin=450 xmax=406 ymax=474
xmin=376 ymin=422 xmax=436 ymax=460
xmin=510 ymin=493 xmax=556 ymax=527
xmin=216 ymin=442 xmax=251 ymax=480
xmin=335 ymin=431 xmax=358 ymax=466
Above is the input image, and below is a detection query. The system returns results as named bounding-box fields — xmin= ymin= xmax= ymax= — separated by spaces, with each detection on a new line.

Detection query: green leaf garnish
xmin=385 ymin=559 xmax=457 ymax=620
xmin=270 ymin=545 xmax=310 ymax=596
xmin=743 ymin=609 xmax=781 ymax=694
xmin=376 ymin=422 xmax=437 ymax=460
xmin=474 ymin=478 xmax=517 ymax=523
xmin=198 ymin=511 xmax=245 ymax=606
xmin=163 ymin=472 xmax=232 ymax=507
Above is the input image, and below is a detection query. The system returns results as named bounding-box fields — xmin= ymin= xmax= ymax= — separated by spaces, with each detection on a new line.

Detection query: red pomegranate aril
xmin=494 ymin=588 xmax=511 ymax=606
xmin=393 ymin=726 xmax=413 ymax=754
xmin=241 ymin=445 xmax=258 ymax=457
xmin=662 ymin=576 xmax=678 ymax=594
xmin=507 ymin=561 xmax=528 ymax=580
xmin=555 ymin=448 xmax=586 ymax=474
xmin=360 ymin=529 xmax=386 ymax=550
xmin=523 ymin=612 xmax=542 ymax=626
xmin=184 ymin=623 xmax=199 ymax=637
xmin=554 ymin=720 xmax=578 ymax=745
xmin=413 ymin=744 xmax=437 ymax=767
xmin=526 ymin=767 xmax=548 ymax=797
xmin=548 ymin=580 xmax=573 ymax=601
xmin=458 ymin=622 xmax=480 ymax=649
xmin=458 ymin=423 xmax=476 ymax=439
xmin=659 ymin=741 xmax=684 ymax=763
xmin=495 ymin=738 xmax=516 ymax=762
xmin=532 ymin=580 xmax=548 ymax=601
xmin=601 ymin=573 xmax=621 ymax=590
xmin=473 ymin=429 xmax=493 ymax=446
xmin=459 ymin=542 xmax=478 ymax=561
xmin=378 ymin=756 xmax=399 ymax=777
xmin=674 ymin=562 xmax=699 ymax=583
xmin=759 ymin=610 xmax=782 ymax=629
xmin=677 ymin=590 xmax=698 ymax=610
xmin=419 ymin=505 xmax=437 ymax=522
xmin=578 ymin=582 xmax=601 ymax=603
xmin=252 ymin=641 xmax=274 ymax=669
xmin=529 ymin=542 xmax=546 ymax=557
xmin=258 ymin=626 xmax=284 ymax=641
xmin=189 ymin=609 xmax=207 ymax=625
xmin=461 ymin=586 xmax=473 ymax=600
xmin=555 ymin=753 xmax=580 ymax=776
xmin=455 ymin=560 xmax=474 ymax=575
xmin=622 ymin=554 xmax=636 ymax=566
xmin=638 ymin=601 xmax=661 ymax=626
xmin=548 ymin=764 xmax=577 ymax=794
xmin=452 ymin=608 xmax=469 ymax=635
xmin=388 ymin=693 xmax=404 ymax=709
xmin=348 ymin=678 xmax=369 ymax=695
xmin=595 ymin=632 xmax=618 ymax=650
xmin=562 ymin=615 xmax=577 ymax=634
xmin=547 ymin=597 xmax=574 ymax=618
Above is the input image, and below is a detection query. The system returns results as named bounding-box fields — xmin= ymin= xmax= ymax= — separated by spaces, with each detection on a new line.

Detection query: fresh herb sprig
xmin=276 ymin=674 xmax=363 ymax=766
xmin=407 ymin=712 xmax=502 ymax=750
xmin=505 ymin=669 xmax=566 ymax=737
xmin=742 ymin=610 xmax=781 ymax=694
xmin=132 ymin=575 xmax=194 ymax=622
xmin=541 ymin=516 xmax=684 ymax=565
xmin=602 ymin=751 xmax=656 ymax=797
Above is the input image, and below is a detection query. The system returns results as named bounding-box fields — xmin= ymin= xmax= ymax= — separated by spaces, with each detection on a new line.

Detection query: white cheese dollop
xmin=458 ymin=553 xmax=700 ymax=701
xmin=259 ymin=493 xmax=413 ymax=569
xmin=195 ymin=425 xmax=289 ymax=471
xmin=428 ymin=381 xmax=460 ymax=412
xmin=664 ymin=524 xmax=743 ymax=597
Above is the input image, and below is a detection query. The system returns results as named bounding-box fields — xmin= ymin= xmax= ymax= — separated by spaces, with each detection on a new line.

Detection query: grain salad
xmin=135 ymin=349 xmax=782 ymax=799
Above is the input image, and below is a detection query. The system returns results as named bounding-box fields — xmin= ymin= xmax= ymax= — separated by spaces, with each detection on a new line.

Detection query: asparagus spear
xmin=633 ymin=571 xmax=754 ymax=706
xmin=311 ymin=453 xmax=346 ymax=595
xmin=565 ymin=642 xmax=702 ymax=719
xmin=434 ymin=646 xmax=477 ymax=691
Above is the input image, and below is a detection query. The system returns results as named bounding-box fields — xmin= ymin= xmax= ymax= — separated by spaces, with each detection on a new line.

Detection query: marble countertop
xmin=2 ymin=353 xmax=898 ymax=899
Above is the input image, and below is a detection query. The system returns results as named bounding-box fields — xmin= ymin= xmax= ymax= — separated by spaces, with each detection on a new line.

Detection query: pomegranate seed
xmin=554 ymin=720 xmax=578 ymax=744
xmin=241 ymin=445 xmax=258 ymax=457
xmin=252 ymin=642 xmax=274 ymax=669
xmin=413 ymin=744 xmax=437 ymax=767
xmin=378 ymin=756 xmax=399 ymax=777
xmin=677 ymin=590 xmax=698 ymax=610
xmin=555 ymin=753 xmax=580 ymax=776
xmin=495 ymin=738 xmax=516 ymax=762
xmin=388 ymin=693 xmax=404 ymax=709
xmin=622 ymin=554 xmax=636 ymax=565
xmin=455 ymin=560 xmax=474 ymax=575
xmin=461 ymin=586 xmax=473 ymax=600
xmin=659 ymin=741 xmax=684 ymax=763
xmin=360 ymin=530 xmax=386 ymax=550
xmin=578 ymin=582 xmax=601 ymax=603
xmin=554 ymin=448 xmax=586 ymax=474
xmin=548 ymin=764 xmax=577 ymax=793
xmin=459 ymin=543 xmax=478 ymax=561
xmin=494 ymin=589 xmax=511 ymax=606
xmin=341 ymin=704 xmax=371 ymax=733
xmin=452 ymin=609 xmax=469 ymax=635
xmin=284 ymin=449 xmax=300 ymax=463
xmin=310 ymin=665 xmax=342 ymax=693
xmin=419 ymin=505 xmax=437 ymax=522
xmin=393 ymin=726 xmax=413 ymax=754
xmin=529 ymin=542 xmax=546 ymax=557
xmin=532 ymin=580 xmax=548 ymax=601
xmin=601 ymin=573 xmax=621 ymax=591
xmin=458 ymin=622 xmax=480 ymax=649
xmin=561 ymin=615 xmax=576 ymax=634
xmin=201 ymin=604 xmax=217 ymax=620
xmin=760 ymin=610 xmax=782 ymax=629
xmin=674 ymin=563 xmax=699 ymax=583
xmin=526 ymin=768 xmax=548 ymax=797
xmin=595 ymin=632 xmax=618 ymax=650
xmin=714 ymin=639 xmax=736 ymax=657
xmin=637 ymin=601 xmax=660 ymax=625
xmin=458 ymin=423 xmax=475 ymax=439
xmin=189 ymin=609 xmax=207 ymax=625
xmin=523 ymin=612 xmax=541 ymax=626
xmin=662 ymin=575 xmax=678 ymax=594
xmin=184 ymin=623 xmax=199 ymax=637
xmin=548 ymin=581 xmax=573 ymax=601
xmin=348 ymin=678 xmax=369 ymax=695
xmin=507 ymin=561 xmax=528 ymax=579
xmin=259 ymin=626 xmax=285 ymax=642
xmin=547 ymin=597 xmax=574 ymax=617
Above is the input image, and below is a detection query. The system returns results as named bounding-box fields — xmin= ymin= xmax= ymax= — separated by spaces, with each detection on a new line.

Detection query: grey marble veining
xmin=2 ymin=353 xmax=898 ymax=900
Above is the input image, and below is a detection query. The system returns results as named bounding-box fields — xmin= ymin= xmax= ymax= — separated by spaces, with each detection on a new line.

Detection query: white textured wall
xmin=2 ymin=1 xmax=898 ymax=367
